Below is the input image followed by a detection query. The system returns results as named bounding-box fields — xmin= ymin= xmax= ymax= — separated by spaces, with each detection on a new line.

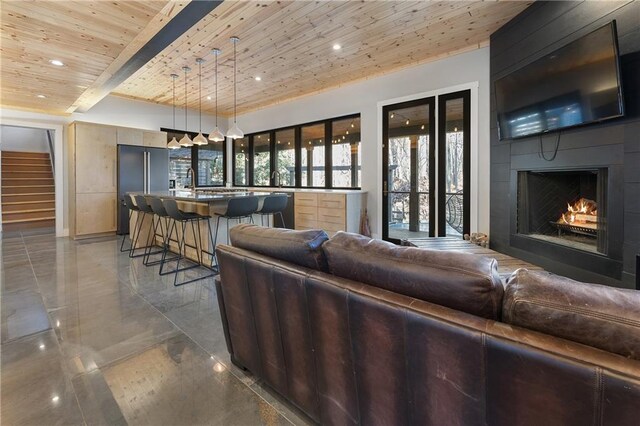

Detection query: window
xmin=233 ymin=137 xmax=249 ymax=186
xmin=197 ymin=141 xmax=224 ymax=186
xmin=301 ymin=123 xmax=325 ymax=187
xmin=331 ymin=117 xmax=360 ymax=188
xmin=230 ymin=114 xmax=361 ymax=189
xmin=252 ymin=132 xmax=271 ymax=186
xmin=169 ymin=147 xmax=192 ymax=189
xmin=275 ymin=128 xmax=296 ymax=187
xmin=163 ymin=128 xmax=228 ymax=188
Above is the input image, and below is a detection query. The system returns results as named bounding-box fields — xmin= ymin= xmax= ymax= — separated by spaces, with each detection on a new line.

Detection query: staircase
xmin=1 ymin=151 xmax=55 ymax=232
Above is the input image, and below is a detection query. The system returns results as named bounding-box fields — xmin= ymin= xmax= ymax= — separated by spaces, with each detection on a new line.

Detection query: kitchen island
xmin=128 ymin=187 xmax=366 ymax=263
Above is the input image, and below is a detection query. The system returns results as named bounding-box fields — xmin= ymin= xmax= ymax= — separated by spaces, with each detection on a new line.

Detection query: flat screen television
xmin=495 ymin=21 xmax=624 ymax=140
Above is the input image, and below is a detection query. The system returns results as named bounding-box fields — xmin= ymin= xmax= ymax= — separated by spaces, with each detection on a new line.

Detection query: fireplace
xmin=517 ymin=169 xmax=608 ymax=255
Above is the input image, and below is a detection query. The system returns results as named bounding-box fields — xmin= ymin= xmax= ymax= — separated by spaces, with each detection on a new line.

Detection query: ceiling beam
xmin=68 ymin=0 xmax=223 ymax=114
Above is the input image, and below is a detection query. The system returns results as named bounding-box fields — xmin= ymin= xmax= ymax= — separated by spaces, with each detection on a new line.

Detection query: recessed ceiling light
xmin=254 ymin=76 xmax=261 ymax=81
xmin=51 ymin=396 xmax=60 ymax=403
xmin=207 ymin=96 xmax=211 ymax=100
xmin=333 ymin=44 xmax=341 ymax=50
xmin=36 ymin=94 xmax=46 ymax=98
xmin=49 ymin=59 xmax=64 ymax=66
xmin=39 ymin=344 xmax=45 ymax=350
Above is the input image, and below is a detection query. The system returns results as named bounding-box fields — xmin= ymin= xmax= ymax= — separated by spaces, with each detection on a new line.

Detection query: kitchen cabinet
xmin=293 ymin=191 xmax=365 ymax=235
xmin=117 ymin=127 xmax=143 ymax=146
xmin=68 ymin=122 xmax=166 ymax=238
xmin=143 ymin=130 xmax=167 ymax=148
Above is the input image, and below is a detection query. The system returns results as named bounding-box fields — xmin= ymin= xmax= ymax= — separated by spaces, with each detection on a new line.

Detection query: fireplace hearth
xmin=517 ymin=169 xmax=607 ymax=255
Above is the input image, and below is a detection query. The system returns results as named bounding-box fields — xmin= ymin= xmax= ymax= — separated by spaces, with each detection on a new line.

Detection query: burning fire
xmin=558 ymin=198 xmax=597 ymax=229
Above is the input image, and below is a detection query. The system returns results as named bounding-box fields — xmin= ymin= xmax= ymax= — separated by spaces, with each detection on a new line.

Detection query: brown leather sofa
xmin=215 ymin=225 xmax=640 ymax=425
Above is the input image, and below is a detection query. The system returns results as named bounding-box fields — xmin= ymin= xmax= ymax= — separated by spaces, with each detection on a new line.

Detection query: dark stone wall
xmin=490 ymin=1 xmax=640 ymax=288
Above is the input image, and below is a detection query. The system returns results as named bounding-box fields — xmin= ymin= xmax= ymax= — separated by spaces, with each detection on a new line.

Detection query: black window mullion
xmin=269 ymin=130 xmax=276 ymax=186
xmin=325 ymin=120 xmax=332 ymax=188
xmin=295 ymin=126 xmax=302 ymax=187
xmin=248 ymin=135 xmax=255 ymax=186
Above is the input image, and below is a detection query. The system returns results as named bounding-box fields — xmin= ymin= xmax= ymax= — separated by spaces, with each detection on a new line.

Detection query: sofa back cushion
xmin=504 ymin=269 xmax=640 ymax=360
xmin=322 ymin=232 xmax=504 ymax=319
xmin=229 ymin=224 xmax=329 ymax=272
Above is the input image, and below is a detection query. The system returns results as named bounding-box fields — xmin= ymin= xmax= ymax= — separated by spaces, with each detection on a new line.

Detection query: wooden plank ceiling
xmin=114 ymin=0 xmax=531 ymax=117
xmin=1 ymin=1 xmax=531 ymax=116
xmin=0 ymin=0 xmax=187 ymax=114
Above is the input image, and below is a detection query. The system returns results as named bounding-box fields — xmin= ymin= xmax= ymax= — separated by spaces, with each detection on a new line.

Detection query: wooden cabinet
xmin=117 ymin=127 xmax=143 ymax=146
xmin=294 ymin=192 xmax=365 ymax=235
xmin=75 ymin=123 xmax=117 ymax=193
xmin=143 ymin=130 xmax=167 ymax=148
xmin=69 ymin=121 xmax=168 ymax=238
xmin=75 ymin=192 xmax=117 ymax=235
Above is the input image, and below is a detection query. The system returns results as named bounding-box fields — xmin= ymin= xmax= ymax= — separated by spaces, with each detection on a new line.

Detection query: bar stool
xmin=213 ymin=196 xmax=259 ymax=247
xmin=163 ymin=199 xmax=217 ymax=286
xmin=133 ymin=195 xmax=166 ymax=266
xmin=256 ymin=194 xmax=288 ymax=228
xmin=148 ymin=197 xmax=180 ymax=273
xmin=120 ymin=194 xmax=148 ymax=258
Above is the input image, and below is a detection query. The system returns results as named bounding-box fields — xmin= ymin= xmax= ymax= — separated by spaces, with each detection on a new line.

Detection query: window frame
xmin=161 ymin=128 xmax=227 ymax=188
xmin=234 ymin=113 xmax=361 ymax=189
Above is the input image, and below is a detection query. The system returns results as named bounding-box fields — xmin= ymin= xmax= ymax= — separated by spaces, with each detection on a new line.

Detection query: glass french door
xmin=383 ymin=98 xmax=436 ymax=243
xmin=382 ymin=90 xmax=470 ymax=243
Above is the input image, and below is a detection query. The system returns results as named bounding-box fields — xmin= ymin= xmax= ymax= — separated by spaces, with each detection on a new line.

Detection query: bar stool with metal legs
xmin=256 ymin=194 xmax=288 ymax=228
xmin=133 ymin=195 xmax=167 ymax=266
xmin=120 ymin=194 xmax=145 ymax=257
xmin=163 ymin=199 xmax=217 ymax=286
xmin=213 ymin=196 xmax=259 ymax=247
xmin=147 ymin=197 xmax=180 ymax=273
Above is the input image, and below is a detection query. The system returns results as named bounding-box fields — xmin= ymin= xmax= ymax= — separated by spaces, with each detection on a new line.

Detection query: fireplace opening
xmin=517 ymin=169 xmax=607 ymax=255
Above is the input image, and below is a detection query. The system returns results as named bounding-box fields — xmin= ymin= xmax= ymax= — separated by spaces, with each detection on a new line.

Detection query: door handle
xmin=383 ymin=181 xmax=388 ymax=196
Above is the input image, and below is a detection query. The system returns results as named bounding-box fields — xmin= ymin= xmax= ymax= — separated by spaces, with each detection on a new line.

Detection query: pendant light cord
xmin=184 ymin=68 xmax=188 ymax=131
xmin=198 ymin=60 xmax=202 ymax=132
xmin=215 ymin=52 xmax=218 ymax=127
xmin=233 ymin=39 xmax=237 ymax=124
xmin=172 ymin=77 xmax=176 ymax=128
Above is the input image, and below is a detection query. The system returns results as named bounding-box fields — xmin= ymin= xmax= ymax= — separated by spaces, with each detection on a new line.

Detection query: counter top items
xmin=131 ymin=190 xmax=274 ymax=203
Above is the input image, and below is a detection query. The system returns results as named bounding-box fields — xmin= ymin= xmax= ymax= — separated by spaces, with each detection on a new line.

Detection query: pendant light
xmin=193 ymin=58 xmax=208 ymax=145
xmin=167 ymin=73 xmax=181 ymax=149
xmin=226 ymin=36 xmax=244 ymax=139
xmin=208 ymin=48 xmax=225 ymax=142
xmin=179 ymin=66 xmax=193 ymax=147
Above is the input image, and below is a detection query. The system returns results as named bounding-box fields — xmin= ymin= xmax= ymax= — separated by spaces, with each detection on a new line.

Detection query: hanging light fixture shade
xmin=180 ymin=66 xmax=194 ymax=147
xmin=208 ymin=48 xmax=225 ymax=142
xmin=226 ymin=36 xmax=244 ymax=140
xmin=193 ymin=58 xmax=208 ymax=145
xmin=168 ymin=73 xmax=181 ymax=149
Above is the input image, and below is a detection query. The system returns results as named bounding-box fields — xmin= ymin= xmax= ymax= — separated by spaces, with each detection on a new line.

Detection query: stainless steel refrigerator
xmin=117 ymin=145 xmax=169 ymax=235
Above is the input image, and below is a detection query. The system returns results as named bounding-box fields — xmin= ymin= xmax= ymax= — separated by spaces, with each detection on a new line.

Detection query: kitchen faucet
xmin=186 ymin=167 xmax=195 ymax=190
xmin=271 ymin=170 xmax=282 ymax=188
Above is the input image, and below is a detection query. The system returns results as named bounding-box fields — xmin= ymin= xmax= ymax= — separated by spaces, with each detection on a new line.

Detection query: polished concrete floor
xmin=1 ymin=228 xmax=312 ymax=425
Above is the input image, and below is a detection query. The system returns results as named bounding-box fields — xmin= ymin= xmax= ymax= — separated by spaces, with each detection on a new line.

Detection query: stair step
xmin=1 ymin=163 xmax=51 ymax=167
xmin=1 ymin=218 xmax=55 ymax=232
xmin=1 ymin=151 xmax=50 ymax=159
xmin=2 ymin=193 xmax=55 ymax=203
xmin=3 ymin=170 xmax=53 ymax=175
xmin=1 ymin=158 xmax=50 ymax=165
xmin=2 ymin=216 xmax=55 ymax=224
xmin=1 ymin=201 xmax=55 ymax=212
xmin=2 ymin=185 xmax=55 ymax=195
xmin=3 ymin=208 xmax=54 ymax=215
xmin=2 ymin=178 xmax=55 ymax=186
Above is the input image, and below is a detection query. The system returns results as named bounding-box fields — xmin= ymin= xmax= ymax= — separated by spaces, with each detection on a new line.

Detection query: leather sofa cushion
xmin=322 ymin=232 xmax=504 ymax=319
xmin=229 ymin=224 xmax=329 ymax=271
xmin=504 ymin=269 xmax=640 ymax=360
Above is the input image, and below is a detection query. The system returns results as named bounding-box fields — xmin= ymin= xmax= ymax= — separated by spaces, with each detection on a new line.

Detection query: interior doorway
xmin=0 ymin=123 xmax=62 ymax=235
xmin=382 ymin=89 xmax=470 ymax=243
